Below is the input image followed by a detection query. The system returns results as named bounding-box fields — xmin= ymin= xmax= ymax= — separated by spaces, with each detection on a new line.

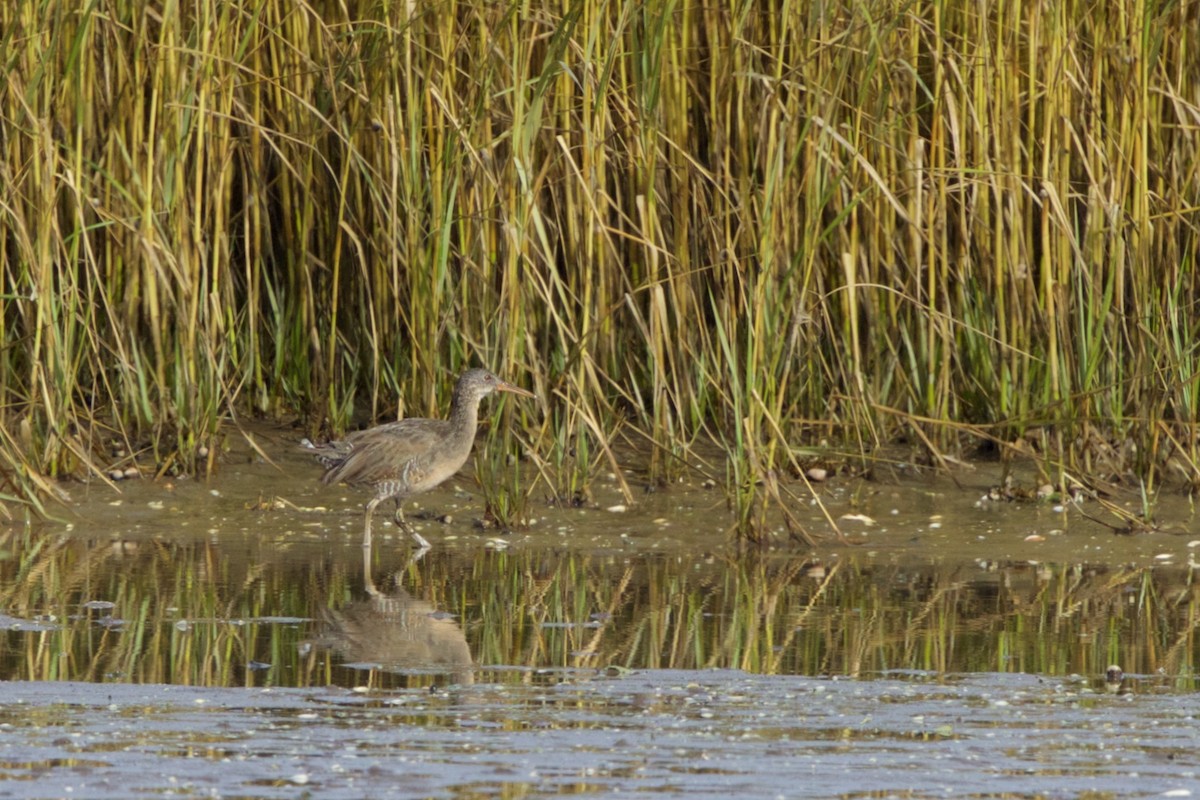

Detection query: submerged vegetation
xmin=1 ymin=0 xmax=1199 ymax=531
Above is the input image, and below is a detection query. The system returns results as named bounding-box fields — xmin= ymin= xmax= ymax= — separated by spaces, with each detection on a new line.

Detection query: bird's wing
xmin=321 ymin=420 xmax=453 ymax=487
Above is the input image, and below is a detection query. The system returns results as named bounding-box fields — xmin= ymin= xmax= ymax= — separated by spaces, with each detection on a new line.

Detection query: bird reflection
xmin=309 ymin=545 xmax=474 ymax=684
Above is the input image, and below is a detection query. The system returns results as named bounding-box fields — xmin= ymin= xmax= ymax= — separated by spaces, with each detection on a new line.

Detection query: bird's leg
xmin=363 ymin=495 xmax=384 ymax=551
xmin=393 ymin=497 xmax=431 ymax=550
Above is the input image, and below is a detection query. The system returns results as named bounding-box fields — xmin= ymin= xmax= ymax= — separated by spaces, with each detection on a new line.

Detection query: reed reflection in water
xmin=1 ymin=527 xmax=1197 ymax=690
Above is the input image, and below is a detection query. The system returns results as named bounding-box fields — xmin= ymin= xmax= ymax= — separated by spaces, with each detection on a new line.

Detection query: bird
xmin=302 ymin=368 xmax=535 ymax=549
xmin=1105 ymin=664 xmax=1125 ymax=694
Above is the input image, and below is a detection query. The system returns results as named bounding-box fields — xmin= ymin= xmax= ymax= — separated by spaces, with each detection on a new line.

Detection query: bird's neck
xmin=448 ymin=389 xmax=483 ymax=446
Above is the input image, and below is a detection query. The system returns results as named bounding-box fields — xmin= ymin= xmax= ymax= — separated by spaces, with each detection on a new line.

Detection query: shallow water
xmin=2 ymin=430 xmax=1200 ymax=797
xmin=2 ymin=670 xmax=1197 ymax=799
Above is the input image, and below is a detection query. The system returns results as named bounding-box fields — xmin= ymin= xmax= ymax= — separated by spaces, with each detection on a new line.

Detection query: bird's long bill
xmin=496 ymin=379 xmax=536 ymax=398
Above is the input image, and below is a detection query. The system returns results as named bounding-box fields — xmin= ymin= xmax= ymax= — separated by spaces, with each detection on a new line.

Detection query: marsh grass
xmin=1 ymin=0 xmax=1198 ymax=536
